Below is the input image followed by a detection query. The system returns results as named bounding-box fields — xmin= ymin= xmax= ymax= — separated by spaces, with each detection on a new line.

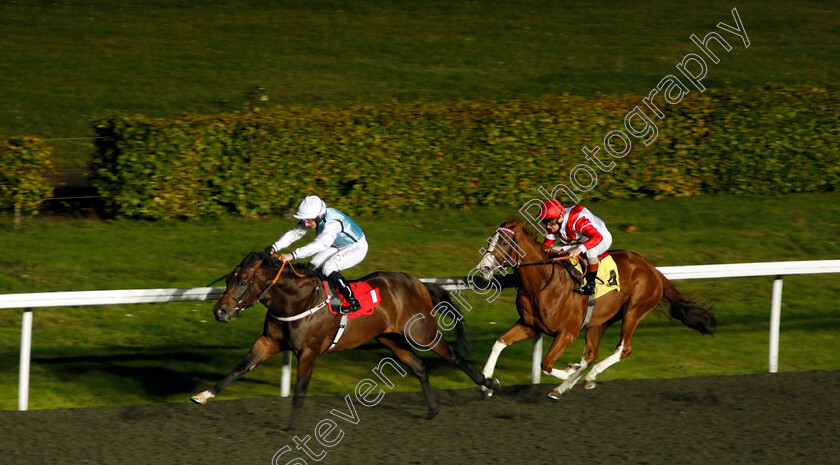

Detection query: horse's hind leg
xmin=582 ymin=304 xmax=652 ymax=389
xmin=376 ymin=335 xmax=439 ymax=419
xmin=425 ymin=332 xmax=500 ymax=393
xmin=191 ymin=334 xmax=279 ymax=404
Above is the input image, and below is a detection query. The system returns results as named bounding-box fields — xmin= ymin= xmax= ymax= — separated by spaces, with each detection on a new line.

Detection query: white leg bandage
xmin=584 ymin=342 xmax=624 ymax=383
xmin=482 ymin=340 xmax=508 ymax=380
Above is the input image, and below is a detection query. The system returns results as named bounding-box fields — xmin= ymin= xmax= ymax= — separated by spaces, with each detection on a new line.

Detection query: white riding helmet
xmin=293 ymin=195 xmax=327 ymax=220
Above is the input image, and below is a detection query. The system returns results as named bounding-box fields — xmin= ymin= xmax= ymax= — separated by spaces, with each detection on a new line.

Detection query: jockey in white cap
xmin=268 ymin=195 xmax=368 ymax=313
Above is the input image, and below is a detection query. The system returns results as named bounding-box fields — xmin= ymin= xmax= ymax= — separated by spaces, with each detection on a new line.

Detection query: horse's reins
xmin=518 ymin=256 xmax=587 ymax=280
xmin=224 ymin=254 xmax=318 ymax=315
xmin=262 ymin=256 xmax=332 ymax=322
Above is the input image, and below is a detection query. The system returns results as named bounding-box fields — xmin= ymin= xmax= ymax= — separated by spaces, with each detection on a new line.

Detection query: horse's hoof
xmin=481 ymin=388 xmax=495 ymax=400
xmin=190 ymin=390 xmax=212 ymax=405
xmin=584 ymin=380 xmax=597 ymax=390
xmin=426 ymin=408 xmax=440 ymax=419
xmin=487 ymin=377 xmax=501 ymax=391
xmin=547 ymin=391 xmax=560 ymax=401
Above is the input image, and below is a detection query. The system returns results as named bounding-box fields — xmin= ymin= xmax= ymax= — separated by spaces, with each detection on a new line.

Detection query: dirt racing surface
xmin=1 ymin=370 xmax=837 ymax=465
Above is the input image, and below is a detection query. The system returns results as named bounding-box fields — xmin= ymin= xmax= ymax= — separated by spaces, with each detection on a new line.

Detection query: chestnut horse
xmin=191 ymin=251 xmax=499 ymax=429
xmin=477 ymin=220 xmax=716 ymax=399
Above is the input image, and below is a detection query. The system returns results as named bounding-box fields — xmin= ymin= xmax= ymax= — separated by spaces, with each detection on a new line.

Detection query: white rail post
xmin=769 ymin=276 xmax=783 ymax=373
xmin=531 ymin=334 xmax=543 ymax=384
xmin=280 ymin=351 xmax=293 ymax=397
xmin=19 ymin=308 xmax=33 ymax=411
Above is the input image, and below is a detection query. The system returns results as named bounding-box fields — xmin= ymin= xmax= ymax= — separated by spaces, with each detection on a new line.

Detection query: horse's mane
xmin=241 ymin=251 xmax=322 ymax=277
xmin=501 ymin=219 xmax=543 ymax=247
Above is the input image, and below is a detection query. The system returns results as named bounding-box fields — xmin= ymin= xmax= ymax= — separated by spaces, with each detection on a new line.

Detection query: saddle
xmin=559 ymin=254 xmax=620 ymax=299
xmin=322 ymin=280 xmax=381 ymax=354
xmin=323 ymin=280 xmax=381 ymax=319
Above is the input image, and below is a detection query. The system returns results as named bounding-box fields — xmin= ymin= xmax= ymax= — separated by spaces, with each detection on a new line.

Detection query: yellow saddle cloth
xmin=568 ymin=254 xmax=620 ymax=298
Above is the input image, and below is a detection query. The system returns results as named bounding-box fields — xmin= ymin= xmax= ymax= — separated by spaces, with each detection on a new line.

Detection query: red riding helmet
xmin=538 ymin=199 xmax=566 ymax=220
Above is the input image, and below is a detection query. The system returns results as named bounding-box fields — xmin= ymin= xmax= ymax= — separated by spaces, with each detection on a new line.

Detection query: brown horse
xmin=476 ymin=220 xmax=715 ymax=399
xmin=191 ymin=251 xmax=499 ymax=429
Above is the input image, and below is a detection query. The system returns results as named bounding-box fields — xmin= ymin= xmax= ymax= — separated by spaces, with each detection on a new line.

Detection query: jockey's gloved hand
xmin=544 ymin=247 xmax=562 ymax=257
xmin=264 ymin=245 xmax=276 ymax=254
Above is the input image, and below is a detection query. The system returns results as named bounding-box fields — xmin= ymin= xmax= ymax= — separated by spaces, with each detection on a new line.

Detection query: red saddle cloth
xmin=326 ymin=281 xmax=381 ymax=319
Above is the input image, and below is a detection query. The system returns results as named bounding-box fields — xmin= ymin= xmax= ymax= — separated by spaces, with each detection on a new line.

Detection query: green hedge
xmin=90 ymin=85 xmax=839 ymax=219
xmin=0 ymin=137 xmax=55 ymax=215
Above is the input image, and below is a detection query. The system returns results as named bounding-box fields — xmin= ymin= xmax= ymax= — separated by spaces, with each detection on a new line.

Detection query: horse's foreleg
xmin=376 ymin=335 xmax=439 ymax=419
xmin=482 ymin=321 xmax=538 ymax=398
xmin=550 ymin=324 xmax=609 ymax=389
xmin=540 ymin=329 xmax=581 ymax=399
xmin=579 ymin=324 xmax=608 ymax=390
xmin=191 ymin=335 xmax=279 ymax=404
xmin=286 ymin=348 xmax=318 ymax=431
xmin=547 ymin=328 xmax=603 ymax=399
xmin=540 ymin=328 xmax=578 ymax=381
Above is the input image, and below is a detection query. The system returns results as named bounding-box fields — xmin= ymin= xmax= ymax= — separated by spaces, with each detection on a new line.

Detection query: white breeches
xmin=584 ymin=229 xmax=612 ymax=263
xmin=311 ymin=237 xmax=369 ymax=275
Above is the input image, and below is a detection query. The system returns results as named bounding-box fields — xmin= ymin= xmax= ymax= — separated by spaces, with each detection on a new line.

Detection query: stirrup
xmin=340 ymin=298 xmax=361 ymax=314
xmin=574 ymin=282 xmax=595 ymax=295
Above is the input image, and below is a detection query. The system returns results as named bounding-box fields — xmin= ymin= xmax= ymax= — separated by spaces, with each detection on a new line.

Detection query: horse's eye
xmin=240 ymin=280 xmax=248 ymax=287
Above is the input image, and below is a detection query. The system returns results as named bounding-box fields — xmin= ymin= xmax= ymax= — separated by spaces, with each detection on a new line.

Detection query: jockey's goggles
xmin=542 ymin=218 xmax=560 ymax=226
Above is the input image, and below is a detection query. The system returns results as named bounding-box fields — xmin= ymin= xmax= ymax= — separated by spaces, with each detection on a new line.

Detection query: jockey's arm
xmin=270 ymin=223 xmax=308 ymax=253
xmin=542 ymin=234 xmax=556 ymax=248
xmin=576 ymin=221 xmax=604 ymax=254
xmin=290 ymin=220 xmax=341 ymax=259
xmin=543 ymin=234 xmax=578 ymax=253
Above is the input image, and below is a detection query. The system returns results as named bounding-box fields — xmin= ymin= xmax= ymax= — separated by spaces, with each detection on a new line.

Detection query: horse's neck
xmin=263 ymin=272 xmax=317 ymax=314
xmin=514 ymin=228 xmax=547 ymax=262
xmin=514 ymin=228 xmax=571 ymax=287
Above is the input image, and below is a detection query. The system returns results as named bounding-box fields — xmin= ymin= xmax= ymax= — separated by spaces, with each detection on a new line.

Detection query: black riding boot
xmin=328 ymin=271 xmax=361 ymax=314
xmin=574 ymin=270 xmax=597 ymax=295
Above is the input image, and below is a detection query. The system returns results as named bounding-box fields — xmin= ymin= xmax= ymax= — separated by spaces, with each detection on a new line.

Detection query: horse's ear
xmin=241 ymin=251 xmax=262 ymax=267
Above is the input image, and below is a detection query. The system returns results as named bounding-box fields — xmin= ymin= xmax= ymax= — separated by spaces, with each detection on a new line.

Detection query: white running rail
xmin=2 ymin=260 xmax=839 ymax=411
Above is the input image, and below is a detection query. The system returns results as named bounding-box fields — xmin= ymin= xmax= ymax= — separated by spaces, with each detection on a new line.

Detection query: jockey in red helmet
xmin=537 ymin=199 xmax=613 ymax=295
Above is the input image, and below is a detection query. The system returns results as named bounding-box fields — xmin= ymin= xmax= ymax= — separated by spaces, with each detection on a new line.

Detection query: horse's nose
xmin=214 ymin=306 xmax=228 ymax=321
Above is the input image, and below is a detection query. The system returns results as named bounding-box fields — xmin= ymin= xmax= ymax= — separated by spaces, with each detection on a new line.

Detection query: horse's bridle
xmin=222 ymin=261 xmax=267 ymax=313
xmin=222 ymin=257 xmax=327 ymax=320
xmin=481 ymin=227 xmax=522 ymax=275
xmin=485 ymin=226 xmax=566 ymax=296
xmin=222 ymin=256 xmax=291 ymax=313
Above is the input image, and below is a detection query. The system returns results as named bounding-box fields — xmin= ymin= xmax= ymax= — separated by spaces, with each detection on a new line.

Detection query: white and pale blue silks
xmin=270 ymin=207 xmax=368 ymax=276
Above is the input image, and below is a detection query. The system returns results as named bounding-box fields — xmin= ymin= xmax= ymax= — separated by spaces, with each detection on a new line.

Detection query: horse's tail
xmin=422 ymin=282 xmax=471 ymax=357
xmin=656 ymin=269 xmax=717 ymax=335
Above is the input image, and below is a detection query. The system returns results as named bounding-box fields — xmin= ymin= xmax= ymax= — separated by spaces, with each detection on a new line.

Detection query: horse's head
xmin=213 ymin=251 xmax=271 ymax=323
xmin=477 ymin=220 xmax=530 ymax=281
